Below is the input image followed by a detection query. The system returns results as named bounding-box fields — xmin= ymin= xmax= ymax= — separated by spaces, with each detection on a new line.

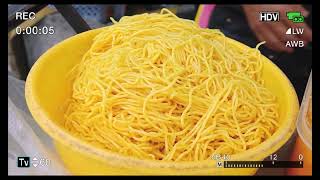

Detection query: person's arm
xmin=242 ymin=4 xmax=312 ymax=53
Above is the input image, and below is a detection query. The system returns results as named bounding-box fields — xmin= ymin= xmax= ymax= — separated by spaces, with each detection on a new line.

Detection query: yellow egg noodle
xmin=64 ymin=9 xmax=279 ymax=162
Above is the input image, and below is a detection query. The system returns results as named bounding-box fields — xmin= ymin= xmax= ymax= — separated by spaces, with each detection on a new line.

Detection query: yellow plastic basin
xmin=25 ymin=28 xmax=299 ymax=175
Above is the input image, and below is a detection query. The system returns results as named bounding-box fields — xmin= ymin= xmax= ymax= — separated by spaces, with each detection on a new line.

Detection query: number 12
xmin=270 ymin=154 xmax=277 ymax=161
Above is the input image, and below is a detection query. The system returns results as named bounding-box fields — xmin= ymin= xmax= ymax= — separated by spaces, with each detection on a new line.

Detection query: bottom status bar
xmin=223 ymin=161 xmax=303 ymax=168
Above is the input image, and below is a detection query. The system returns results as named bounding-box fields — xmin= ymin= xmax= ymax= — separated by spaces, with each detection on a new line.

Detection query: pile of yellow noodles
xmin=64 ymin=9 xmax=279 ymax=162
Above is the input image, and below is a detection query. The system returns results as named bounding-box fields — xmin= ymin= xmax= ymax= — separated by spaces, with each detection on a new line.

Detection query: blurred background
xmin=8 ymin=4 xmax=312 ymax=102
xmin=8 ymin=4 xmax=312 ymax=175
xmin=8 ymin=4 xmax=197 ymax=80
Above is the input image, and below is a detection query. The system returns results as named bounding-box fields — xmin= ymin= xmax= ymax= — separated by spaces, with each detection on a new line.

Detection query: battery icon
xmin=287 ymin=12 xmax=304 ymax=23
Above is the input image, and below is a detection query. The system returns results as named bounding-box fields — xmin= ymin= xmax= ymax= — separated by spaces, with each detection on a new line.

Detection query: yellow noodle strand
xmin=64 ymin=9 xmax=279 ymax=162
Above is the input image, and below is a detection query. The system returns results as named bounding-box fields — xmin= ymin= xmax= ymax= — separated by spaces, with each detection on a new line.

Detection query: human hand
xmin=242 ymin=4 xmax=312 ymax=53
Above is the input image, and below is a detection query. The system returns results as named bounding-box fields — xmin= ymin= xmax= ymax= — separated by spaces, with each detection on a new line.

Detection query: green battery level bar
xmin=286 ymin=11 xmax=305 ymax=23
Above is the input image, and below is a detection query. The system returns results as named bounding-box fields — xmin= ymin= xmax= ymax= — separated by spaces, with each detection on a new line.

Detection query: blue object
xmin=73 ymin=5 xmax=107 ymax=23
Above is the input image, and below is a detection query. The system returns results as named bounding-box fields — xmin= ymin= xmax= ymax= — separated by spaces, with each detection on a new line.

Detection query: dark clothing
xmin=209 ymin=5 xmax=312 ymax=102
